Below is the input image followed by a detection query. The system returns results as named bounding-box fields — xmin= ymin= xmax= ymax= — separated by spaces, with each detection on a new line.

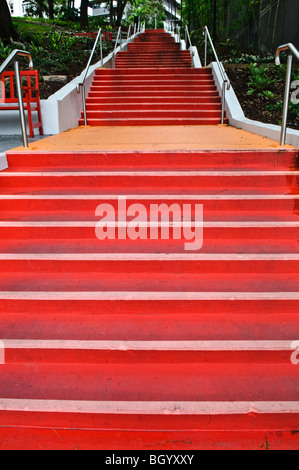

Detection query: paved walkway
xmin=0 ymin=135 xmax=51 ymax=154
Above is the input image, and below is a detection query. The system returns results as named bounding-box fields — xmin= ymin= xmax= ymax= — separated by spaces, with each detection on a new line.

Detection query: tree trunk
xmin=116 ymin=0 xmax=128 ymax=27
xmin=109 ymin=0 xmax=115 ymax=26
xmin=48 ymin=0 xmax=54 ymax=19
xmin=0 ymin=0 xmax=18 ymax=44
xmin=80 ymin=0 xmax=89 ymax=29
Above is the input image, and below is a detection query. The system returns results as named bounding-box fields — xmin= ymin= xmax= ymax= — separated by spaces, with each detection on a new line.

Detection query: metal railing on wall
xmin=275 ymin=43 xmax=299 ymax=146
xmin=203 ymin=26 xmax=230 ymax=125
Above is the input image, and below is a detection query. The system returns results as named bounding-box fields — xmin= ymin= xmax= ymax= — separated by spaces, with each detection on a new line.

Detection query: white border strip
xmin=1 ymin=171 xmax=298 ymax=176
xmin=1 ymin=339 xmax=294 ymax=351
xmin=0 ymin=291 xmax=298 ymax=300
xmin=1 ymin=194 xmax=299 ymax=200
xmin=1 ymin=253 xmax=299 ymax=261
xmin=0 ymin=221 xmax=298 ymax=227
xmin=0 ymin=399 xmax=297 ymax=415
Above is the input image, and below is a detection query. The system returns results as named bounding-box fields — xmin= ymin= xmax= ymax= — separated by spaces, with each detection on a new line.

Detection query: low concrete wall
xmin=211 ymin=62 xmax=299 ymax=148
xmin=0 ymin=153 xmax=8 ymax=171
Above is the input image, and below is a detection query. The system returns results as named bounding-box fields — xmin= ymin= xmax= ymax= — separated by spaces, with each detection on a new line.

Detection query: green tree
xmin=108 ymin=0 xmax=129 ymax=27
xmin=0 ymin=0 xmax=18 ymax=44
xmin=127 ymin=0 xmax=166 ymax=28
xmin=25 ymin=0 xmax=49 ymax=17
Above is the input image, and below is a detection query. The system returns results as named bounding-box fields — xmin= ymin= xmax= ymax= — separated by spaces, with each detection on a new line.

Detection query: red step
xmin=80 ymin=31 xmax=226 ymax=127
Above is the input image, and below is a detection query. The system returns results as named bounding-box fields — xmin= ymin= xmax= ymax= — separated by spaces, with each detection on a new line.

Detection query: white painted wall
xmin=0 ymin=154 xmax=8 ymax=171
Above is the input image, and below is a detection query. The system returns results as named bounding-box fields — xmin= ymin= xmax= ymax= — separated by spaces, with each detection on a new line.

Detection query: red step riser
xmin=2 ymin=349 xmax=292 ymax=365
xmin=0 ymin=298 xmax=297 ymax=315
xmin=85 ymin=104 xmax=222 ymax=112
xmin=79 ymin=118 xmax=229 ymax=125
xmin=86 ymin=97 xmax=222 ymax=104
xmin=91 ymin=79 xmax=215 ymax=85
xmin=1 ymin=238 xmax=297 ymax=254
xmin=115 ymin=61 xmax=192 ymax=65
xmin=89 ymin=86 xmax=217 ymax=92
xmin=1 ymin=200 xmax=298 ymax=214
xmin=115 ymin=65 xmax=193 ymax=69
xmin=82 ymin=111 xmax=223 ymax=119
xmin=8 ymin=150 xmax=294 ymax=169
xmin=94 ymin=69 xmax=211 ymax=75
xmin=117 ymin=54 xmax=192 ymax=58
xmin=0 ymin=312 xmax=297 ymax=341
xmin=0 ymin=227 xmax=297 ymax=240
xmin=1 ymin=174 xmax=295 ymax=190
xmin=2 ymin=259 xmax=299 ymax=274
xmin=0 ymin=410 xmax=298 ymax=435
xmin=87 ymin=92 xmax=220 ymax=98
xmin=0 ymin=363 xmax=297 ymax=401
xmin=0 ymin=427 xmax=298 ymax=450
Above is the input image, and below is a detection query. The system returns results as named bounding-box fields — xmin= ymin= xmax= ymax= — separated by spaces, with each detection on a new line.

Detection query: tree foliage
xmin=0 ymin=0 xmax=18 ymax=44
xmin=127 ymin=0 xmax=166 ymax=28
xmin=183 ymin=0 xmax=288 ymax=51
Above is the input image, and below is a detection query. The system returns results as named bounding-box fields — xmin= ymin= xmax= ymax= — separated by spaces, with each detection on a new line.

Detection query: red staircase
xmin=0 ymin=146 xmax=299 ymax=450
xmin=79 ymin=30 xmax=228 ymax=126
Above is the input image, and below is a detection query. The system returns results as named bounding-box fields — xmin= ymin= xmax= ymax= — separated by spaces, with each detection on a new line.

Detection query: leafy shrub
xmin=246 ymin=63 xmax=275 ymax=95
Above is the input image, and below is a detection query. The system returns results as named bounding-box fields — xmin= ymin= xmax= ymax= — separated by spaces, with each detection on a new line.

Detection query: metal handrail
xmin=77 ymin=27 xmax=103 ymax=126
xmin=113 ymin=26 xmax=122 ymax=68
xmin=185 ymin=26 xmax=195 ymax=68
xmin=0 ymin=49 xmax=33 ymax=148
xmin=203 ymin=26 xmax=230 ymax=125
xmin=185 ymin=26 xmax=192 ymax=49
xmin=275 ymin=43 xmax=299 ymax=146
xmin=77 ymin=24 xmax=143 ymax=126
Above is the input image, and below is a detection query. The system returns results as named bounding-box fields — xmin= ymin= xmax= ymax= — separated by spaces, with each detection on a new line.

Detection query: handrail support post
xmin=280 ymin=53 xmax=293 ymax=146
xmin=221 ymin=81 xmax=226 ymax=125
xmin=204 ymin=29 xmax=208 ymax=67
xmin=81 ymin=84 xmax=87 ymax=126
xmin=14 ymin=60 xmax=29 ymax=148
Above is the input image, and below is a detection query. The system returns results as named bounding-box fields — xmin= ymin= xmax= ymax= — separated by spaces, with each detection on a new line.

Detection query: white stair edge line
xmin=7 ymin=148 xmax=298 ymax=154
xmin=1 ymin=339 xmax=295 ymax=351
xmin=1 ymin=171 xmax=299 ymax=176
xmin=0 ymin=221 xmax=298 ymax=227
xmin=0 ymin=399 xmax=297 ymax=415
xmin=0 ymin=291 xmax=298 ymax=300
xmin=1 ymin=194 xmax=299 ymax=200
xmin=1 ymin=253 xmax=299 ymax=261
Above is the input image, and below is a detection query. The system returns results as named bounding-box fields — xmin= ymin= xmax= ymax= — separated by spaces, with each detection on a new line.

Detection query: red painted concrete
xmin=0 ymin=29 xmax=298 ymax=450
xmin=79 ymin=30 xmax=228 ymax=126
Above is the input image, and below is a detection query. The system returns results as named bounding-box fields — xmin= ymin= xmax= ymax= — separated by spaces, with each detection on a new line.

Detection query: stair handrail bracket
xmin=275 ymin=43 xmax=299 ymax=146
xmin=203 ymin=26 xmax=230 ymax=125
xmin=0 ymin=49 xmax=34 ymax=148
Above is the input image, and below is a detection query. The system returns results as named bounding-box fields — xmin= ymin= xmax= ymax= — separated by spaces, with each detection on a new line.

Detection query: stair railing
xmin=203 ymin=26 xmax=230 ymax=125
xmin=0 ymin=50 xmax=34 ymax=148
xmin=185 ymin=26 xmax=195 ymax=67
xmin=275 ymin=43 xmax=299 ymax=146
xmin=77 ymin=27 xmax=103 ymax=126
xmin=113 ymin=26 xmax=122 ymax=68
xmin=77 ymin=24 xmax=144 ymax=125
